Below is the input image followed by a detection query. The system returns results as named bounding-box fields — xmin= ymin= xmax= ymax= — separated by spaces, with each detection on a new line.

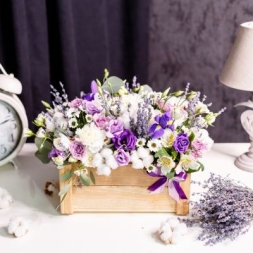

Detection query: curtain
xmin=0 ymin=0 xmax=149 ymax=136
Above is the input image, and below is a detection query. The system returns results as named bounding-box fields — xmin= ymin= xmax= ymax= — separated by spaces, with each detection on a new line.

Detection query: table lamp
xmin=219 ymin=21 xmax=253 ymax=172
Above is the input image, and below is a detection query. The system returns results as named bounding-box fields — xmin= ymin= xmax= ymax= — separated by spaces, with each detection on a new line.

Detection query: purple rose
xmin=112 ymin=129 xmax=137 ymax=151
xmin=48 ymin=148 xmax=65 ymax=158
xmin=69 ymin=98 xmax=84 ymax=108
xmin=69 ymin=141 xmax=86 ymax=159
xmin=93 ymin=113 xmax=110 ymax=130
xmin=84 ymin=101 xmax=101 ymax=115
xmin=173 ymin=133 xmax=189 ymax=153
xmin=114 ymin=147 xmax=130 ymax=166
xmin=106 ymin=120 xmax=124 ymax=137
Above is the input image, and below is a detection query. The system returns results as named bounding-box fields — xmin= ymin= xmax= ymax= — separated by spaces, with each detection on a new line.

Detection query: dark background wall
xmin=0 ymin=0 xmax=253 ymax=143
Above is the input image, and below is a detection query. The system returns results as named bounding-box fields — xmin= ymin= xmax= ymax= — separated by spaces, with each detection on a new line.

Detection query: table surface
xmin=1 ymin=143 xmax=253 ymax=253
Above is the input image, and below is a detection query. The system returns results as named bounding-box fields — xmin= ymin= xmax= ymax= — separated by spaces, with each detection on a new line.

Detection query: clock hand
xmin=0 ymin=119 xmax=9 ymax=125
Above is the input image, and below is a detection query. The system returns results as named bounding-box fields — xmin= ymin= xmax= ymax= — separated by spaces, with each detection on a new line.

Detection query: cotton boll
xmin=132 ymin=159 xmax=144 ymax=169
xmin=173 ymin=223 xmax=188 ymax=235
xmin=130 ymin=150 xmax=139 ymax=162
xmin=0 ymin=188 xmax=13 ymax=209
xmin=100 ymin=148 xmax=113 ymax=158
xmin=92 ymin=153 xmax=104 ymax=167
xmin=166 ymin=217 xmax=180 ymax=229
xmin=8 ymin=217 xmax=30 ymax=238
xmin=137 ymin=147 xmax=149 ymax=159
xmin=106 ymin=156 xmax=119 ymax=170
xmin=170 ymin=231 xmax=183 ymax=244
xmin=96 ymin=164 xmax=111 ymax=176
xmin=142 ymin=155 xmax=154 ymax=168
xmin=158 ymin=222 xmax=172 ymax=234
xmin=160 ymin=230 xmax=172 ymax=244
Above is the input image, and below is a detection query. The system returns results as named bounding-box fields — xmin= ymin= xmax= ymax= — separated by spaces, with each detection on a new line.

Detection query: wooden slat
xmin=72 ymin=186 xmax=176 ymax=212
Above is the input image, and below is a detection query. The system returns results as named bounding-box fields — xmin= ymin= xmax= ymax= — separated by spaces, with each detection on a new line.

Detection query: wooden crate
xmin=59 ymin=165 xmax=190 ymax=215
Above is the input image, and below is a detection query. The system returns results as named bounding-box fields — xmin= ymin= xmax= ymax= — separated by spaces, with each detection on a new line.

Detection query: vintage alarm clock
xmin=0 ymin=64 xmax=28 ymax=167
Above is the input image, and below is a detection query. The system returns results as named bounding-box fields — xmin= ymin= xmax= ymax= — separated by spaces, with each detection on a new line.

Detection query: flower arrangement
xmin=26 ymin=69 xmax=225 ymax=202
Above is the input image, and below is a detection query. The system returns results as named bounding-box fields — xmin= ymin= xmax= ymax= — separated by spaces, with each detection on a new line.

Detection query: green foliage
xmin=155 ymin=148 xmax=169 ymax=158
xmin=90 ymin=170 xmax=96 ymax=185
xmin=80 ymin=173 xmax=90 ymax=186
xmin=60 ymin=169 xmax=74 ymax=182
xmin=102 ymin=76 xmax=125 ymax=94
xmin=58 ymin=183 xmax=71 ymax=196
xmin=34 ymin=137 xmax=53 ymax=164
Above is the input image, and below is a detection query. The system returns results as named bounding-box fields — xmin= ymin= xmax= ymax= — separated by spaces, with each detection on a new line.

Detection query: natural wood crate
xmin=59 ymin=165 xmax=190 ymax=215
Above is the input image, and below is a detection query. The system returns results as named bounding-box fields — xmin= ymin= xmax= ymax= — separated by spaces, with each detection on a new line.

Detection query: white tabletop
xmin=1 ymin=143 xmax=253 ymax=253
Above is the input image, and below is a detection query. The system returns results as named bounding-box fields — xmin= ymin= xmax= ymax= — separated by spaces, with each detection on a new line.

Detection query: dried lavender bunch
xmin=182 ymin=173 xmax=253 ymax=246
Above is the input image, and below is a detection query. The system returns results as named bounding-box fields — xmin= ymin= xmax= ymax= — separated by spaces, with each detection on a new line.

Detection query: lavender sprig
xmin=182 ymin=173 xmax=253 ymax=246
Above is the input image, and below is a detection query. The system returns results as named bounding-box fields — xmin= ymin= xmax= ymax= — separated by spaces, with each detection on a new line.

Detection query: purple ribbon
xmin=147 ymin=170 xmax=188 ymax=203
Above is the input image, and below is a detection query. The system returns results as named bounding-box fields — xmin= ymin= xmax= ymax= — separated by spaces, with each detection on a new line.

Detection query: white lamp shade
xmin=219 ymin=21 xmax=253 ymax=91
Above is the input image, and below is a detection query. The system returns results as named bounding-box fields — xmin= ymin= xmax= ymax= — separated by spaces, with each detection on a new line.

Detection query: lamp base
xmin=235 ymin=153 xmax=253 ymax=172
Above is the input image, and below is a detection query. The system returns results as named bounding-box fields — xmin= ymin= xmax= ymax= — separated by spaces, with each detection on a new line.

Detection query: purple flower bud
xmin=48 ymin=148 xmax=65 ymax=158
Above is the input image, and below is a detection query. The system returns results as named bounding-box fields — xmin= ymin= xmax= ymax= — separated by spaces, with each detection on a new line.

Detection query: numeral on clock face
xmin=0 ymin=145 xmax=7 ymax=154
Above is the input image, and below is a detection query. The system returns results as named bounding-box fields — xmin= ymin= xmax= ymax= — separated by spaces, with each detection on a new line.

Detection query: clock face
xmin=0 ymin=100 xmax=22 ymax=161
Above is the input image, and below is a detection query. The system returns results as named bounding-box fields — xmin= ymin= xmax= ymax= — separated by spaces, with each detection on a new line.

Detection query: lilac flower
xmin=173 ymin=133 xmax=189 ymax=153
xmin=149 ymin=112 xmax=174 ymax=139
xmin=69 ymin=141 xmax=86 ymax=160
xmin=106 ymin=120 xmax=124 ymax=137
xmin=112 ymin=129 xmax=137 ymax=151
xmin=114 ymin=147 xmax=130 ymax=166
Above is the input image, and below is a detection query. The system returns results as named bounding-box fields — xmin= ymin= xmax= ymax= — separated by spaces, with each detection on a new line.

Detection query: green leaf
xmin=80 ymin=173 xmax=90 ymax=186
xmin=171 ymin=151 xmax=178 ymax=160
xmin=58 ymin=183 xmax=71 ymax=196
xmin=167 ymin=171 xmax=175 ymax=179
xmin=60 ymin=169 xmax=74 ymax=182
xmin=102 ymin=76 xmax=125 ymax=94
xmin=189 ymin=132 xmax=195 ymax=142
xmin=198 ymin=161 xmax=205 ymax=171
xmin=35 ymin=149 xmax=50 ymax=164
xmin=90 ymin=170 xmax=96 ymax=185
xmin=35 ymin=137 xmax=52 ymax=150
xmin=155 ymin=148 xmax=169 ymax=158
xmin=138 ymin=84 xmax=153 ymax=94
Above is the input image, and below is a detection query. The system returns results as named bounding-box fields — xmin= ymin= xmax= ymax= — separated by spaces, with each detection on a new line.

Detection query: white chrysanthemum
xmin=76 ymin=123 xmax=106 ymax=153
xmin=147 ymin=139 xmax=162 ymax=152
xmin=66 ymin=107 xmax=80 ymax=118
xmin=180 ymin=154 xmax=200 ymax=171
xmin=68 ymin=118 xmax=78 ymax=128
xmin=146 ymin=164 xmax=156 ymax=173
xmin=8 ymin=217 xmax=31 ymax=238
xmin=136 ymin=138 xmax=146 ymax=147
xmin=82 ymin=150 xmax=95 ymax=167
xmin=85 ymin=114 xmax=93 ymax=123
xmin=158 ymin=156 xmax=175 ymax=175
xmin=0 ymin=188 xmax=13 ymax=209
xmin=161 ymin=129 xmax=176 ymax=148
